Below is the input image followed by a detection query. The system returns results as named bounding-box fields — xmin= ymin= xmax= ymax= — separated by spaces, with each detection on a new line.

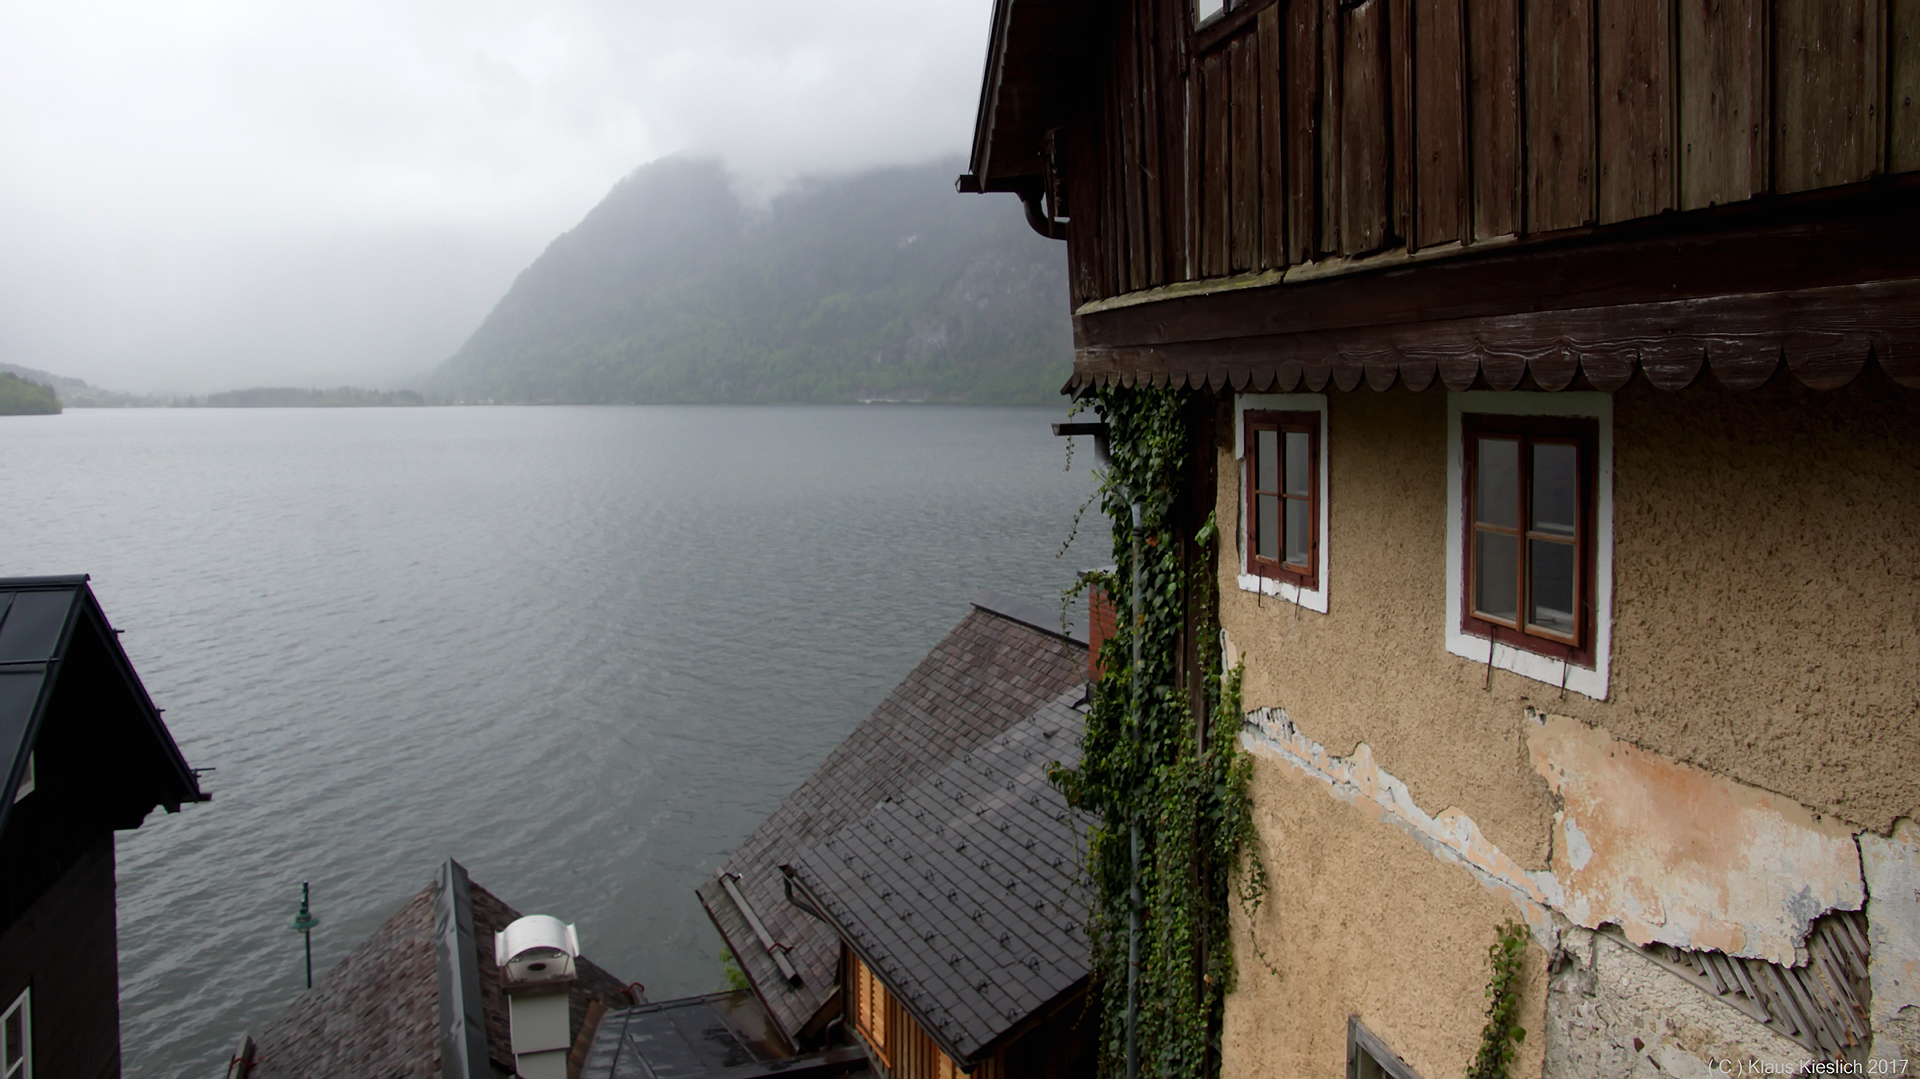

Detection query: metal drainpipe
xmin=1127 ymin=500 xmax=1144 ymax=1079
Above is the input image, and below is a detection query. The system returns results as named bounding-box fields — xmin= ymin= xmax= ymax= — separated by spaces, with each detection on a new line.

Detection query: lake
xmin=0 ymin=405 xmax=1108 ymax=1077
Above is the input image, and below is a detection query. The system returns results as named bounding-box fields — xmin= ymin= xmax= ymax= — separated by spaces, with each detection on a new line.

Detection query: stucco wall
xmin=1214 ymin=372 xmax=1918 ymax=853
xmin=1222 ymin=749 xmax=1549 ymax=1079
xmin=1212 ymin=371 xmax=1916 ymax=1073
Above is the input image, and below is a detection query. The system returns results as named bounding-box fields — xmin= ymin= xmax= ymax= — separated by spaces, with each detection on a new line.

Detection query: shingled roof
xmin=698 ymin=591 xmax=1088 ymax=1046
xmin=785 ymin=690 xmax=1093 ymax=1067
xmin=241 ymin=859 xmax=631 ymax=1079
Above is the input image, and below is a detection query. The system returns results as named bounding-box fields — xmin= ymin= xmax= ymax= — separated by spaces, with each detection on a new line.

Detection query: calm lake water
xmin=0 ymin=405 xmax=1107 ymax=1078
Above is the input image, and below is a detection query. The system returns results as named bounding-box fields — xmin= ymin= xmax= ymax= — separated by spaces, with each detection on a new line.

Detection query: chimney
xmin=1087 ymin=583 xmax=1116 ymax=681
xmin=494 ymin=915 xmax=581 ymax=1079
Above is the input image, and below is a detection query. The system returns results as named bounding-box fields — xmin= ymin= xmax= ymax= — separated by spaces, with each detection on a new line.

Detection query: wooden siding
xmin=1070 ymin=0 xmax=1917 ymax=304
xmin=0 ymin=836 xmax=122 ymax=1079
xmin=848 ymin=954 xmax=1005 ymax=1079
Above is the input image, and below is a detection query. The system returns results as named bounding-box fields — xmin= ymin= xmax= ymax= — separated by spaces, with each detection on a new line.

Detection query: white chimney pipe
xmin=495 ymin=915 xmax=581 ymax=1079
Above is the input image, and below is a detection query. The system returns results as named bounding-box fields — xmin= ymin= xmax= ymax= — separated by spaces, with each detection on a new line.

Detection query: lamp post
xmin=290 ymin=882 xmax=319 ymax=990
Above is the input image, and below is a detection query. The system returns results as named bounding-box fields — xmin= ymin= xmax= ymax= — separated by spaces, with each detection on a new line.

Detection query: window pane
xmin=1532 ymin=442 xmax=1578 ymax=537
xmin=3 ymin=1004 xmax=18 ymax=1069
xmin=1475 ymin=437 xmax=1518 ymax=527
xmin=1283 ymin=430 xmax=1310 ymax=495
xmin=1196 ymin=0 xmax=1225 ymax=20
xmin=1284 ymin=498 xmax=1310 ymax=566
xmin=1474 ymin=530 xmax=1518 ymax=621
xmin=1529 ymin=538 xmax=1577 ymax=636
xmin=1256 ymin=429 xmax=1278 ymax=491
xmin=1257 ymin=494 xmax=1280 ymax=560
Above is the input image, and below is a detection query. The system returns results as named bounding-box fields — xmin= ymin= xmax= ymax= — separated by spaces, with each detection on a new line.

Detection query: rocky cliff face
xmin=429 ymin=157 xmax=1072 ymax=405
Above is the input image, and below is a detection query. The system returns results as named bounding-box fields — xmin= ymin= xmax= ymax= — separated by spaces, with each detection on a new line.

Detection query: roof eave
xmin=962 ymin=0 xmax=1018 ymax=193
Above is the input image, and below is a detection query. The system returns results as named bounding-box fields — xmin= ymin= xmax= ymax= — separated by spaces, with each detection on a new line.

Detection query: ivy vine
xmin=1467 ymin=920 xmax=1530 ymax=1079
xmin=1051 ymin=385 xmax=1264 ymax=1079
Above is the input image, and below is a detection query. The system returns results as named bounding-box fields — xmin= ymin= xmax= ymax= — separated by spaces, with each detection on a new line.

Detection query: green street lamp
xmin=290 ymin=882 xmax=319 ymax=989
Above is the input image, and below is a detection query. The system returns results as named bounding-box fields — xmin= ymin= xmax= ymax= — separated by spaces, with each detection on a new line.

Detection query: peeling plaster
xmin=1240 ymin=707 xmax=1566 ymax=947
xmin=1543 ymin=926 xmax=1809 ymax=1078
xmin=1862 ymin=819 xmax=1920 ymax=1062
xmin=1239 ymin=707 xmax=1869 ymax=967
xmin=1529 ymin=712 xmax=1864 ymax=964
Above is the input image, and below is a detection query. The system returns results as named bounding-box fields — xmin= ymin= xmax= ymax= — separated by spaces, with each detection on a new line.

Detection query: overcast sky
xmin=0 ymin=0 xmax=995 ymax=393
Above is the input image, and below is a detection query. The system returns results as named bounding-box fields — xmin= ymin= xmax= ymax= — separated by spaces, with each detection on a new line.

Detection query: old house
xmin=962 ymin=1 xmax=1918 ymax=1075
xmin=700 ymin=592 xmax=1089 ymax=1056
xmin=0 ymin=575 xmax=209 ymax=1078
xmin=783 ymin=688 xmax=1098 ymax=1079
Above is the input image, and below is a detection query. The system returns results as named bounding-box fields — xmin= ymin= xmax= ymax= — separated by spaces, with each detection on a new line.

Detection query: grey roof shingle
xmin=697 ymin=593 xmax=1087 ymax=1044
xmin=788 ymin=691 xmax=1093 ymax=1066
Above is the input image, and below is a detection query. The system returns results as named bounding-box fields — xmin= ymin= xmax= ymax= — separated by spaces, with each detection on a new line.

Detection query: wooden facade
xmin=0 ymin=578 xmax=207 ymax=1079
xmin=963 ymin=0 xmax=1920 ymax=395
xmin=848 ymin=954 xmax=1001 ymax=1079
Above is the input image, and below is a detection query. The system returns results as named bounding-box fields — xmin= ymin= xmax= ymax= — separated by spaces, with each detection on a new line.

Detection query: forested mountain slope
xmin=428 ymin=157 xmax=1072 ymax=404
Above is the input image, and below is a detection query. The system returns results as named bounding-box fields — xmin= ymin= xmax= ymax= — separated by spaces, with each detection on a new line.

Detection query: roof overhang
xmin=959 ymin=0 xmax=1104 ymax=198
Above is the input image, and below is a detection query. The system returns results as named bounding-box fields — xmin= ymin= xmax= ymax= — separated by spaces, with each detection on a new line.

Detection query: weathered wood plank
xmin=1392 ymin=0 xmax=1417 ymax=246
xmin=1597 ymin=0 xmax=1675 ymax=222
xmin=1467 ymin=0 xmax=1522 ymax=238
xmin=1140 ymin=0 xmax=1167 ymax=287
xmin=1231 ymin=34 xmax=1262 ymax=271
xmin=1162 ymin=0 xmax=1196 ymax=282
xmin=1774 ymin=0 xmax=1883 ymax=192
xmin=1120 ymin=1 xmax=1147 ymax=293
xmin=1288 ymin=0 xmax=1322 ymax=260
xmin=1203 ymin=50 xmax=1232 ymax=276
xmin=1677 ymin=0 xmax=1768 ymax=208
xmin=1340 ymin=0 xmax=1393 ymax=253
xmin=1416 ymin=0 xmax=1469 ymax=245
xmin=1889 ymin=0 xmax=1920 ymax=172
xmin=1259 ymin=5 xmax=1290 ymax=266
xmin=1524 ymin=0 xmax=1597 ymax=231
xmin=1066 ymin=120 xmax=1102 ymax=307
xmin=1321 ymin=0 xmax=1344 ymax=254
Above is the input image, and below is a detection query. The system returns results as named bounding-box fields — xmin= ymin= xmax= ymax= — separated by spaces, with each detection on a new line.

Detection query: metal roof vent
xmin=495 ymin=914 xmax=579 ymax=986
xmin=495 ymin=915 xmax=580 ymax=1079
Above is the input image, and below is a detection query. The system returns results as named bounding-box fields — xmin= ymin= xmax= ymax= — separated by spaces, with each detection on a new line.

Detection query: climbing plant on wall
xmin=1051 ymin=384 xmax=1264 ymax=1079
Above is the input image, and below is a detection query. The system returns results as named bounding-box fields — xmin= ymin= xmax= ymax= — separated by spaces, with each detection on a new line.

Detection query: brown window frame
xmin=1244 ymin=409 xmax=1320 ymax=591
xmin=1460 ymin=413 xmax=1598 ymax=667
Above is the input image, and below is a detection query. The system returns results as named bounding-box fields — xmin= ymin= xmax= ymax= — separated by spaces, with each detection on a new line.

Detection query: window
xmin=1461 ymin=413 xmax=1595 ymax=657
xmin=2 ymin=988 xmax=28 ymax=1079
xmin=1235 ymin=394 xmax=1327 ymax=611
xmin=1347 ymin=1016 xmax=1421 ymax=1079
xmin=1195 ymin=0 xmax=1225 ymax=22
xmin=1446 ymin=392 xmax=1612 ymax=699
xmin=12 ymin=753 xmax=31 ymax=804
xmin=1245 ymin=410 xmax=1319 ymax=589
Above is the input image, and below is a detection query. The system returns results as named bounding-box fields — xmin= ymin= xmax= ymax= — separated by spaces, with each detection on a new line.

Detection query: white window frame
xmin=1234 ymin=393 xmax=1329 ymax=613
xmin=2 ymin=986 xmax=30 ymax=1079
xmin=1446 ymin=391 xmax=1613 ymax=700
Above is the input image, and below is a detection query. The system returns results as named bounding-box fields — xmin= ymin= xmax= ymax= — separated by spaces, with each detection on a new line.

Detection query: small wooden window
xmin=1462 ymin=413 xmax=1597 ymax=664
xmin=1245 ymin=410 xmax=1319 ymax=590
xmin=2 ymin=988 xmax=29 ymax=1079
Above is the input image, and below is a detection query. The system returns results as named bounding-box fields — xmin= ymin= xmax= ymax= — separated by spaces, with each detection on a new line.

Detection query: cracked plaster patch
xmin=1863 ymin=819 xmax=1920 ymax=1061
xmin=1529 ymin=712 xmax=1863 ymax=964
xmin=1239 ymin=707 xmax=1867 ymax=966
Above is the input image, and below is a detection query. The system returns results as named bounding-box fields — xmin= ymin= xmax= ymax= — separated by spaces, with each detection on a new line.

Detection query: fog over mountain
xmin=429 ymin=158 xmax=1071 ymax=404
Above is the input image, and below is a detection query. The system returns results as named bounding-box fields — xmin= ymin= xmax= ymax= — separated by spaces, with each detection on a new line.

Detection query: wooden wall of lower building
xmin=0 ymin=834 xmax=122 ymax=1079
xmin=848 ymin=952 xmax=1094 ymax=1079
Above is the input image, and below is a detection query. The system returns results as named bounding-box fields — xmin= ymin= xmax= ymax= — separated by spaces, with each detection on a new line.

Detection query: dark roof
xmin=786 ymin=691 xmax=1093 ymax=1066
xmin=245 ymin=858 xmax=632 ymax=1079
xmin=960 ymin=0 xmax=1099 ymax=196
xmin=578 ymin=993 xmax=868 ymax=1079
xmin=698 ymin=592 xmax=1088 ymax=1045
xmin=0 ymin=575 xmax=205 ymax=837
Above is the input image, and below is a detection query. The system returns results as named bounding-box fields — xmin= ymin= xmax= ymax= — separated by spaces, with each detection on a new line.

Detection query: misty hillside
xmin=428 ymin=158 xmax=1072 ymax=404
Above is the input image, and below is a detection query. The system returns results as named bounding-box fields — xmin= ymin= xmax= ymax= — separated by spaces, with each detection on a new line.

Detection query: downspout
xmin=1020 ymin=187 xmax=1069 ymax=241
xmin=1127 ymin=499 xmax=1144 ymax=1079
